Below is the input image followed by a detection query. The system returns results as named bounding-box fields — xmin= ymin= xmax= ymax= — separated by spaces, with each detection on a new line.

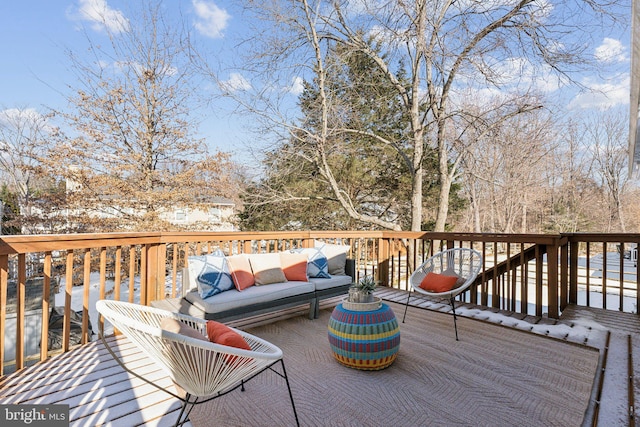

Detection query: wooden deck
xmin=2 ymin=289 xmax=640 ymax=426
xmin=382 ymin=288 xmax=640 ymax=427
xmin=0 ymin=335 xmax=190 ymax=426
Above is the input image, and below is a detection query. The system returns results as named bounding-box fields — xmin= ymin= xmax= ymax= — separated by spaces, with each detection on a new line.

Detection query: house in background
xmin=160 ymin=197 xmax=237 ymax=231
xmin=61 ymin=169 xmax=238 ymax=232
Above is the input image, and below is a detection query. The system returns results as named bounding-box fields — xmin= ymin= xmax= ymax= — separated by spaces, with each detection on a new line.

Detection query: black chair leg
xmin=450 ymin=296 xmax=459 ymax=341
xmin=402 ymin=289 xmax=412 ymax=323
xmin=174 ymin=394 xmax=198 ymax=427
xmin=280 ymin=360 xmax=300 ymax=427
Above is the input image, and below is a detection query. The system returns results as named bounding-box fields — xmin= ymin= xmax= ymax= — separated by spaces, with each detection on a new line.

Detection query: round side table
xmin=327 ymin=301 xmax=400 ymax=370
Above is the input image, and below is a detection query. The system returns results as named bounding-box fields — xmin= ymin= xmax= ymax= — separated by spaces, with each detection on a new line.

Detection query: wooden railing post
xmin=143 ymin=242 xmax=166 ymax=305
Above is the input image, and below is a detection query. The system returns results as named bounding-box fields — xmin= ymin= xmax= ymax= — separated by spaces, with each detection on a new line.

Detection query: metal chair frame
xmin=96 ymin=300 xmax=300 ymax=427
xmin=402 ymin=248 xmax=483 ymax=341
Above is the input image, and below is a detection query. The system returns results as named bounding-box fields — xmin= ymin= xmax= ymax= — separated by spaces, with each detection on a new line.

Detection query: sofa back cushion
xmin=188 ymin=252 xmax=234 ymax=299
xmin=248 ymin=253 xmax=288 ymax=285
xmin=315 ymin=242 xmax=350 ymax=275
xmin=293 ymin=248 xmax=331 ymax=278
xmin=226 ymin=254 xmax=255 ymax=291
xmin=279 ymin=252 xmax=309 ymax=281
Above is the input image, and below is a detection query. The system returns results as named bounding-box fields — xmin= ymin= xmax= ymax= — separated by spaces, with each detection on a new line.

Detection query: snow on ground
xmin=455 ymin=305 xmax=608 ymax=345
xmin=52 ymin=272 xmax=181 ymax=337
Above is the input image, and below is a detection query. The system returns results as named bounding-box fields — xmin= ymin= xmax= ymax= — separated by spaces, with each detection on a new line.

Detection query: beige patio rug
xmin=189 ymin=301 xmax=600 ymax=427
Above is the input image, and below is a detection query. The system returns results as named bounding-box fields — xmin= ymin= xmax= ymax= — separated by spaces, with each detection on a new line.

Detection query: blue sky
xmin=0 ymin=0 xmax=633 ymax=163
xmin=0 ymin=0 xmax=257 ymax=158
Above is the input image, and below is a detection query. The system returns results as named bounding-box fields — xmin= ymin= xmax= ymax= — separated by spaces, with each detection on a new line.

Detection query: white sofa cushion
xmin=184 ymin=281 xmax=315 ymax=314
xmin=248 ymin=253 xmax=287 ymax=285
xmin=309 ymin=274 xmax=353 ymax=291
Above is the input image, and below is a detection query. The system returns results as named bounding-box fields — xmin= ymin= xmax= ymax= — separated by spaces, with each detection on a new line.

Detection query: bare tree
xmin=541 ymin=118 xmax=601 ymax=233
xmin=458 ymin=104 xmax=556 ymax=233
xmin=45 ymin=1 xmax=239 ymax=231
xmin=230 ymin=0 xmax=623 ymax=232
xmin=588 ymin=108 xmax=631 ymax=232
xmin=0 ymin=107 xmax=57 ymax=233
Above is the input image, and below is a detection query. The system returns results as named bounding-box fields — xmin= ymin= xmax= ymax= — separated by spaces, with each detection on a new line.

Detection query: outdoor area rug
xmin=189 ymin=301 xmax=599 ymax=427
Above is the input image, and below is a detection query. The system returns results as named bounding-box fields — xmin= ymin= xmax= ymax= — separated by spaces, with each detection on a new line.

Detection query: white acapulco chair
xmin=96 ymin=300 xmax=299 ymax=427
xmin=402 ymin=248 xmax=483 ymax=341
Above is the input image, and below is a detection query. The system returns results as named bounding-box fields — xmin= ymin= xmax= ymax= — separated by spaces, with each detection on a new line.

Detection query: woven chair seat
xmin=402 ymin=248 xmax=483 ymax=340
xmin=96 ymin=300 xmax=299 ymax=426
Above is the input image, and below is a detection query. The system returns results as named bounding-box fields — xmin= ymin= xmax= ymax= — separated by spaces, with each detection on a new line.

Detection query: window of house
xmin=209 ymin=208 xmax=221 ymax=223
xmin=175 ymin=209 xmax=187 ymax=221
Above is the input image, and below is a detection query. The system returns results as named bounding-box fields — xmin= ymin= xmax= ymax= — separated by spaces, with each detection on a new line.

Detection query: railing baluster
xmin=586 ymin=242 xmax=591 ymax=307
xmin=16 ymin=254 xmax=26 ymax=370
xmin=128 ymin=246 xmax=136 ymax=303
xmin=520 ymin=244 xmax=525 ymax=312
xmin=82 ymin=248 xmax=91 ymax=344
xmin=114 ymin=246 xmax=122 ymax=301
xmin=0 ymin=254 xmax=7 ymax=376
xmin=602 ymin=242 xmax=607 ymax=310
xmin=619 ymin=241 xmax=625 ymax=311
xmin=547 ymin=241 xmax=559 ymax=319
xmin=63 ymin=250 xmax=73 ymax=352
xmin=40 ymin=252 xmax=51 ymax=361
xmin=535 ymin=245 xmax=543 ymax=317
xmin=99 ymin=247 xmax=106 ymax=337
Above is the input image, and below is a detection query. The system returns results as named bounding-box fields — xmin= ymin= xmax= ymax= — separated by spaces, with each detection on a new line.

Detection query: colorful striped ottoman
xmin=327 ymin=302 xmax=400 ymax=370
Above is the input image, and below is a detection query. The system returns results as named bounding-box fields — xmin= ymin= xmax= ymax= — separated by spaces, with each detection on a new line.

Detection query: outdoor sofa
xmin=175 ymin=244 xmax=355 ymax=322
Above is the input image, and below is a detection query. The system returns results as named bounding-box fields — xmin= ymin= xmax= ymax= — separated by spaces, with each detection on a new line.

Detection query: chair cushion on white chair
xmin=206 ymin=321 xmax=251 ymax=350
xmin=419 ymin=272 xmax=458 ymax=293
xmin=403 ymin=247 xmax=483 ymax=340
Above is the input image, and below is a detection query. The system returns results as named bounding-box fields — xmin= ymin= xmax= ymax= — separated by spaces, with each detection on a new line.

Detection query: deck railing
xmin=1 ymin=231 xmax=638 ymax=375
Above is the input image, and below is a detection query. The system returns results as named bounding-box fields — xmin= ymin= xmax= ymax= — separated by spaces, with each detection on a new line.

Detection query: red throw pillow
xmin=280 ymin=252 xmax=309 ymax=281
xmin=206 ymin=320 xmax=251 ymax=351
xmin=419 ymin=271 xmax=458 ymax=293
xmin=226 ymin=254 xmax=255 ymax=291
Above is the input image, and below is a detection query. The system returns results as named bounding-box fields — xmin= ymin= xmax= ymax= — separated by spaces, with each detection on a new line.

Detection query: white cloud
xmin=288 ymin=77 xmax=304 ymax=95
xmin=220 ymin=73 xmax=252 ymax=92
xmin=192 ymin=0 xmax=230 ymax=39
xmin=70 ymin=0 xmax=130 ymax=33
xmin=0 ymin=108 xmax=47 ymax=128
xmin=0 ymin=109 xmax=53 ymax=144
xmin=567 ymin=75 xmax=630 ymax=110
xmin=487 ymin=57 xmax=562 ymax=93
xmin=594 ymin=38 xmax=628 ymax=64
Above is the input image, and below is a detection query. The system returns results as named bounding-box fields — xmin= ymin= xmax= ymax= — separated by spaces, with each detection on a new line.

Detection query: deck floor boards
xmin=1 ymin=289 xmax=639 ymax=426
xmin=0 ymin=335 xmax=191 ymax=426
